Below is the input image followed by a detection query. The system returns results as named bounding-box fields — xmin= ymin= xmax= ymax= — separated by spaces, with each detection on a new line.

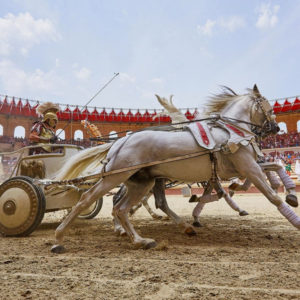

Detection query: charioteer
xmin=29 ymin=102 xmax=60 ymax=154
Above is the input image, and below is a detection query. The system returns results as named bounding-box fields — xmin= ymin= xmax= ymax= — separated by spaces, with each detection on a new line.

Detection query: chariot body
xmin=0 ymin=144 xmax=103 ymax=237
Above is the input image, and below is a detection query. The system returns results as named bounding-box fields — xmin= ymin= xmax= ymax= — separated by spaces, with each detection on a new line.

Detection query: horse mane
xmin=203 ymin=86 xmax=241 ymax=116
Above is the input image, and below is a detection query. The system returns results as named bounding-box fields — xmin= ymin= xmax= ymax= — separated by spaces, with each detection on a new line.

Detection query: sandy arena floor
xmin=1 ymin=193 xmax=300 ymax=299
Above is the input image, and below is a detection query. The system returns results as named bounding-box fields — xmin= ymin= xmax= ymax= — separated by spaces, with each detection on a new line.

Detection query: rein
xmin=92 ymin=115 xmax=262 ymax=143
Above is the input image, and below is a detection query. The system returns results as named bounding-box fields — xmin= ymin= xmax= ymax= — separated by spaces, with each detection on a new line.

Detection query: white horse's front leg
xmin=51 ymin=180 xmax=107 ymax=253
xmin=232 ymin=151 xmax=300 ymax=230
xmin=250 ymin=172 xmax=300 ymax=229
xmin=51 ymin=172 xmax=134 ymax=253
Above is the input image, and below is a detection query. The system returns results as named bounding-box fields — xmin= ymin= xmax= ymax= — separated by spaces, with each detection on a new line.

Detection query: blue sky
xmin=0 ymin=0 xmax=299 ymax=110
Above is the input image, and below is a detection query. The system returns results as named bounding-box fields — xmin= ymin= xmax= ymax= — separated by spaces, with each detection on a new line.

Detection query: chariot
xmin=0 ymin=144 xmax=103 ymax=237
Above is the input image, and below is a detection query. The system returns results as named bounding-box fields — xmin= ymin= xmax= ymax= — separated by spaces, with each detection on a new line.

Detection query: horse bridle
xmin=250 ymin=96 xmax=279 ymax=138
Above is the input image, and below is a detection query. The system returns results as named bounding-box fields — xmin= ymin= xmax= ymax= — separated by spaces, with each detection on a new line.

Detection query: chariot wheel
xmin=0 ymin=176 xmax=46 ymax=237
xmin=77 ymin=198 xmax=103 ymax=219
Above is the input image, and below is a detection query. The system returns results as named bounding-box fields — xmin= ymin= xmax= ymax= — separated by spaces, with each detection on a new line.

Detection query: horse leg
xmin=51 ymin=172 xmax=134 ymax=253
xmin=113 ymin=179 xmax=157 ymax=249
xmin=141 ymin=193 xmax=163 ymax=220
xmin=112 ymin=185 xmax=128 ymax=235
xmin=129 ymin=202 xmax=142 ymax=216
xmin=192 ymin=202 xmax=205 ymax=227
xmin=265 ymin=171 xmax=280 ymax=192
xmin=115 ymin=194 xmax=157 ymax=236
xmin=112 ymin=184 xmax=130 ymax=235
xmin=232 ymin=153 xmax=300 ymax=230
xmin=228 ymin=178 xmax=251 ymax=196
xmin=113 ymin=184 xmax=127 ymax=206
xmin=260 ymin=163 xmax=298 ymax=207
xmin=152 ymin=178 xmax=196 ymax=235
xmin=113 ymin=216 xmax=127 ymax=236
xmin=276 ymin=167 xmax=298 ymax=207
xmin=223 ymin=192 xmax=249 ymax=216
xmin=114 ymin=185 xmax=159 ymax=219
xmin=192 ymin=183 xmax=214 ymax=227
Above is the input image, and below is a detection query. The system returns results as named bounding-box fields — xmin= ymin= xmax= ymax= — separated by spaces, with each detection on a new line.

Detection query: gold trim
xmin=3 ymin=200 xmax=16 ymax=215
xmin=0 ymin=179 xmax=39 ymax=235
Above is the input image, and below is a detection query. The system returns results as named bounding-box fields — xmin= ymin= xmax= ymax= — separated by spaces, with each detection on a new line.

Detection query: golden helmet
xmin=36 ymin=102 xmax=60 ymax=122
xmin=43 ymin=111 xmax=58 ymax=122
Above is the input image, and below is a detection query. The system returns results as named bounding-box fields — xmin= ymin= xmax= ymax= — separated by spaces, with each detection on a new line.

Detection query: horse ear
xmin=155 ymin=94 xmax=162 ymax=102
xmin=253 ymin=84 xmax=261 ymax=97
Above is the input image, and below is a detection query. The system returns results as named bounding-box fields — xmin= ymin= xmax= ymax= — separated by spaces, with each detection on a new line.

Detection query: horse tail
xmin=52 ymin=143 xmax=113 ymax=180
xmin=154 ymin=94 xmax=188 ymax=125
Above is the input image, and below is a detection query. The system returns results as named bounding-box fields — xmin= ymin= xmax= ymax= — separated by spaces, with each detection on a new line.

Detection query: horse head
xmin=249 ymin=84 xmax=279 ymax=138
xmin=206 ymin=85 xmax=279 ymax=138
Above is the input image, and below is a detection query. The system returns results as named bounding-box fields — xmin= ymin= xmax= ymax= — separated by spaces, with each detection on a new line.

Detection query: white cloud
xmin=119 ymin=72 xmax=136 ymax=83
xmin=197 ymin=16 xmax=245 ymax=36
xmin=149 ymin=78 xmax=164 ymax=84
xmin=197 ymin=19 xmax=216 ymax=36
xmin=20 ymin=47 xmax=28 ymax=56
xmin=75 ymin=67 xmax=91 ymax=80
xmin=136 ymin=86 xmax=155 ymax=101
xmin=220 ymin=16 xmax=246 ymax=32
xmin=0 ymin=12 xmax=61 ymax=56
xmin=55 ymin=58 xmax=60 ymax=68
xmin=256 ymin=3 xmax=280 ymax=29
xmin=0 ymin=59 xmax=62 ymax=94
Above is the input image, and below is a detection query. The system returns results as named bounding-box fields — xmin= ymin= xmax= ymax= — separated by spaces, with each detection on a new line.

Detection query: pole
xmin=56 ymin=72 xmax=119 ymax=138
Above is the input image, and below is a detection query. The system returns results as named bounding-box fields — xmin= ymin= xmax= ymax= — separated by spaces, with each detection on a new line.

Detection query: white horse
xmin=51 ymin=85 xmax=300 ymax=252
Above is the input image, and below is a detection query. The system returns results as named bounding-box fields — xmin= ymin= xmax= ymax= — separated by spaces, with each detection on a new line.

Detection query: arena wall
xmin=0 ymin=95 xmax=299 ymax=152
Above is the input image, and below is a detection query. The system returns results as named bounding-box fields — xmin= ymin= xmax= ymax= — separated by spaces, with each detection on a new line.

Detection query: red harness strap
xmin=225 ymin=124 xmax=245 ymax=137
xmin=196 ymin=122 xmax=210 ymax=145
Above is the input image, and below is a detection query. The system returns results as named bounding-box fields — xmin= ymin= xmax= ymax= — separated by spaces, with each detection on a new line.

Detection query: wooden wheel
xmin=0 ymin=176 xmax=45 ymax=237
xmin=78 ymin=198 xmax=103 ymax=219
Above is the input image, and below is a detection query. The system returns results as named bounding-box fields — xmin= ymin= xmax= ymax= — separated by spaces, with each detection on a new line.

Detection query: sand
xmin=1 ymin=193 xmax=300 ymax=299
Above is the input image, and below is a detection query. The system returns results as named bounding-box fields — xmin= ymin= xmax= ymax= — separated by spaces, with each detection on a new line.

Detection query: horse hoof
xmin=153 ymin=215 xmax=163 ymax=220
xmin=143 ymin=241 xmax=157 ymax=250
xmin=239 ymin=210 xmax=249 ymax=216
xmin=192 ymin=221 xmax=202 ymax=228
xmin=120 ymin=230 xmax=127 ymax=237
xmin=51 ymin=244 xmax=66 ymax=254
xmin=189 ymin=195 xmax=198 ymax=203
xmin=228 ymin=182 xmax=239 ymax=191
xmin=185 ymin=227 xmax=197 ymax=236
xmin=115 ymin=229 xmax=127 ymax=237
xmin=286 ymin=195 xmax=298 ymax=208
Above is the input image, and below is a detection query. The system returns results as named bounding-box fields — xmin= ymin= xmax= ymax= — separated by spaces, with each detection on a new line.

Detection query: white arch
xmin=297 ymin=120 xmax=300 ymax=133
xmin=14 ymin=126 xmax=25 ymax=138
xmin=278 ymin=122 xmax=287 ymax=134
xmin=74 ymin=130 xmax=83 ymax=140
xmin=56 ymin=129 xmax=65 ymax=140
xmin=109 ymin=131 xmax=118 ymax=139
xmin=0 ymin=124 xmax=3 ymax=136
